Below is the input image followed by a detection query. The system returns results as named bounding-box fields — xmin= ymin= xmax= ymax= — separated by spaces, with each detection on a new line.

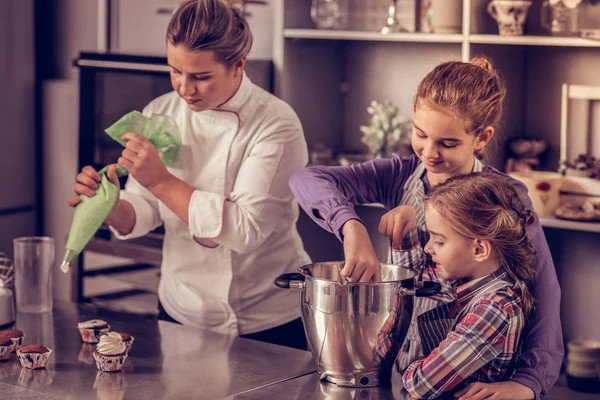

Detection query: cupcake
xmin=78 ymin=319 xmax=110 ymax=343
xmin=117 ymin=332 xmax=134 ymax=354
xmin=0 ymin=334 xmax=14 ymax=361
xmin=93 ymin=332 xmax=128 ymax=372
xmin=16 ymin=344 xmax=52 ymax=369
xmin=0 ymin=329 xmax=25 ymax=352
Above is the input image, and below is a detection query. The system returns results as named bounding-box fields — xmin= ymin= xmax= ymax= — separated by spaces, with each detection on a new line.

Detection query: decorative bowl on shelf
xmin=510 ymin=171 xmax=563 ymax=217
xmin=487 ymin=0 xmax=533 ymax=36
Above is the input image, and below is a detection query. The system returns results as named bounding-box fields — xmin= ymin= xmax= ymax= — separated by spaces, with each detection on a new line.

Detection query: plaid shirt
xmin=378 ymin=227 xmax=525 ymax=399
xmin=375 ymin=228 xmax=454 ymax=365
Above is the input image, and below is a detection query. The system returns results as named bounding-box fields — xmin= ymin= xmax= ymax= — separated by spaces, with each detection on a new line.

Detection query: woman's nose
xmin=179 ymin=78 xmax=195 ymax=97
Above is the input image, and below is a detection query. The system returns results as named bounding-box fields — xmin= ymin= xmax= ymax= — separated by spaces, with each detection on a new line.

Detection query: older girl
xmin=69 ymin=0 xmax=310 ymax=349
xmin=290 ymin=59 xmax=563 ymax=398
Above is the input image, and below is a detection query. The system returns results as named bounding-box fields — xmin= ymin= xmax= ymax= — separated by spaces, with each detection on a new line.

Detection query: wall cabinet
xmin=110 ymin=0 xmax=274 ymax=60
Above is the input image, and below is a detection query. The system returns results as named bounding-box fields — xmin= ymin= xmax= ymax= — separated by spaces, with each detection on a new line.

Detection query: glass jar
xmin=310 ymin=0 xmax=349 ymax=30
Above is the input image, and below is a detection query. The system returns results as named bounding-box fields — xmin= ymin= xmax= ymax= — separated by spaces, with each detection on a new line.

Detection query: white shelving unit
xmin=283 ymin=29 xmax=464 ymax=43
xmin=540 ymin=216 xmax=600 ymax=233
xmin=469 ymin=34 xmax=600 ymax=47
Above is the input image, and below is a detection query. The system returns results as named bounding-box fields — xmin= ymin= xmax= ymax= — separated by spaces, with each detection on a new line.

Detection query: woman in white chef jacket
xmin=69 ymin=0 xmax=311 ymax=349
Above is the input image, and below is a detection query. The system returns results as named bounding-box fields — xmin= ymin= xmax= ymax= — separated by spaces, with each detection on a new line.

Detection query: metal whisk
xmin=0 ymin=253 xmax=15 ymax=289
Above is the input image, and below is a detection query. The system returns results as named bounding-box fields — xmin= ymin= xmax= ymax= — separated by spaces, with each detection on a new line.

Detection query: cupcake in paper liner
xmin=16 ymin=344 xmax=52 ymax=369
xmin=78 ymin=319 xmax=110 ymax=343
xmin=116 ymin=332 xmax=134 ymax=354
xmin=0 ymin=329 xmax=25 ymax=352
xmin=0 ymin=334 xmax=14 ymax=361
xmin=93 ymin=332 xmax=128 ymax=372
xmin=17 ymin=367 xmax=53 ymax=389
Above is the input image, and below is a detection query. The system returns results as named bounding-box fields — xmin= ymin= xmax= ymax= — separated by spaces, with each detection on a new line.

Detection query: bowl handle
xmin=400 ymin=281 xmax=442 ymax=297
xmin=274 ymin=273 xmax=305 ymax=289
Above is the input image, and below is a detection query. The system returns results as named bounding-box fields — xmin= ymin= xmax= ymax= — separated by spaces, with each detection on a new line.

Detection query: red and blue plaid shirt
xmin=377 ymin=227 xmax=526 ymax=399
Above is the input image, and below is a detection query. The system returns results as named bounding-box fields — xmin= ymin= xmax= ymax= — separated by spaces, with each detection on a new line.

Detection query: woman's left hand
xmin=454 ymin=381 xmax=535 ymax=400
xmin=119 ymin=132 xmax=171 ymax=189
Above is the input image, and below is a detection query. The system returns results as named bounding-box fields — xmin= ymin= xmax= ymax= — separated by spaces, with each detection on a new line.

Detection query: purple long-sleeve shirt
xmin=289 ymin=154 xmax=564 ymax=399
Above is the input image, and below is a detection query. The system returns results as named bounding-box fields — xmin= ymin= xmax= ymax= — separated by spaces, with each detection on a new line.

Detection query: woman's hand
xmin=341 ymin=220 xmax=382 ymax=282
xmin=454 ymin=381 xmax=535 ymax=400
xmin=68 ymin=165 xmax=120 ymax=207
xmin=378 ymin=205 xmax=417 ymax=249
xmin=118 ymin=132 xmax=171 ymax=190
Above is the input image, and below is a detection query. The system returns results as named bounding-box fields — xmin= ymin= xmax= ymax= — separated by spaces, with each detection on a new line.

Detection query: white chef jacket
xmin=112 ymin=73 xmax=311 ymax=335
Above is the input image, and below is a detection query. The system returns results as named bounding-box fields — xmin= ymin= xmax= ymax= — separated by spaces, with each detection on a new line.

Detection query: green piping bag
xmin=61 ymin=111 xmax=181 ymax=273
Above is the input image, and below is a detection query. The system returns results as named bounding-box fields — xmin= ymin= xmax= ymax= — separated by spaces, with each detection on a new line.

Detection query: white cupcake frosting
xmin=96 ymin=332 xmax=126 ymax=355
xmin=78 ymin=319 xmax=108 ymax=329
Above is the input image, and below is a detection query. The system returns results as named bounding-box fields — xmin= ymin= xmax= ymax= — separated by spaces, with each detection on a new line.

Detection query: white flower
xmin=359 ymin=100 xmax=411 ymax=157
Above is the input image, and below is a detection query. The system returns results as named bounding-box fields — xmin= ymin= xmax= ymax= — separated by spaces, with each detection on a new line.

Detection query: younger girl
xmin=380 ymin=173 xmax=535 ymax=399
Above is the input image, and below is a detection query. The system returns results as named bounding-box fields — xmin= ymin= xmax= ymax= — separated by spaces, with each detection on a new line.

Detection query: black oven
xmin=74 ymin=52 xmax=273 ymax=303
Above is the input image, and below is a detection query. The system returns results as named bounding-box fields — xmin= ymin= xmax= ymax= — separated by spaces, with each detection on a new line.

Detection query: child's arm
xmin=402 ymin=299 xmax=517 ymax=400
xmin=390 ymin=226 xmax=451 ymax=302
xmin=390 ymin=226 xmax=427 ymax=272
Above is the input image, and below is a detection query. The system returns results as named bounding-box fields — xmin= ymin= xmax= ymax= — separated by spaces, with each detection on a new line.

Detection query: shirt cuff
xmin=390 ymin=227 xmax=425 ymax=270
xmin=188 ymin=190 xmax=227 ymax=239
xmin=511 ymin=369 xmax=544 ymax=399
xmin=325 ymin=206 xmax=362 ymax=241
xmin=111 ymin=191 xmax=157 ymax=240
xmin=401 ymin=226 xmax=420 ymax=250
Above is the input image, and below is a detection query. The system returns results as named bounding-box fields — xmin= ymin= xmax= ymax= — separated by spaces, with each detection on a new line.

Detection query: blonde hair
xmin=424 ymin=173 xmax=535 ymax=316
xmin=166 ymin=0 xmax=253 ymax=67
xmin=414 ymin=58 xmax=507 ymax=160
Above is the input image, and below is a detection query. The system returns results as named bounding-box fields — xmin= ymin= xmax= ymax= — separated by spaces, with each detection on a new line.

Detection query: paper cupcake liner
xmin=10 ymin=334 xmax=26 ymax=352
xmin=79 ymin=325 xmax=111 ymax=343
xmin=0 ymin=344 xmax=13 ymax=361
xmin=16 ymin=348 xmax=53 ymax=369
xmin=123 ymin=336 xmax=135 ymax=354
xmin=93 ymin=351 xmax=128 ymax=372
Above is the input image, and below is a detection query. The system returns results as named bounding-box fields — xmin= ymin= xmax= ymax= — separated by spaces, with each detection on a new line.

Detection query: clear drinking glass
xmin=13 ymin=237 xmax=55 ymax=313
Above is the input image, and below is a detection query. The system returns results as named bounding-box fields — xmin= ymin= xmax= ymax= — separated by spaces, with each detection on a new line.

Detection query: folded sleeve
xmin=111 ymin=175 xmax=163 ymax=240
xmin=289 ymin=155 xmax=418 ymax=241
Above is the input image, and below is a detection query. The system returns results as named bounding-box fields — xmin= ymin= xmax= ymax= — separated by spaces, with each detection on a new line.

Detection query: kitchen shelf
xmin=470 ymin=34 xmax=600 ymax=48
xmin=283 ymin=29 xmax=464 ymax=43
xmin=283 ymin=29 xmax=600 ymax=48
xmin=539 ymin=216 xmax=600 ymax=233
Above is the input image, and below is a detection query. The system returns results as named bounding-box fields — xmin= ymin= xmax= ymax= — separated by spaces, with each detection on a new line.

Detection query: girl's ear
xmin=474 ymin=126 xmax=494 ymax=152
xmin=472 ymin=238 xmax=492 ymax=263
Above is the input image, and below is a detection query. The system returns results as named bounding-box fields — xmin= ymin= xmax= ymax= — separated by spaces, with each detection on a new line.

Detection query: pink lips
xmin=185 ymin=98 xmax=201 ymax=105
xmin=424 ymin=158 xmax=442 ymax=167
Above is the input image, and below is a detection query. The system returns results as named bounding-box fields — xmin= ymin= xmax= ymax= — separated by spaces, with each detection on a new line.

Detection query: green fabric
xmin=61 ymin=112 xmax=181 ymax=269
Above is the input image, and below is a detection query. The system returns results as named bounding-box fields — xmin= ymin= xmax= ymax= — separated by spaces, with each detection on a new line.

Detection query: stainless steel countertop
xmin=222 ymin=372 xmax=408 ymax=400
xmin=222 ymin=372 xmax=599 ymax=400
xmin=0 ymin=302 xmax=315 ymax=399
